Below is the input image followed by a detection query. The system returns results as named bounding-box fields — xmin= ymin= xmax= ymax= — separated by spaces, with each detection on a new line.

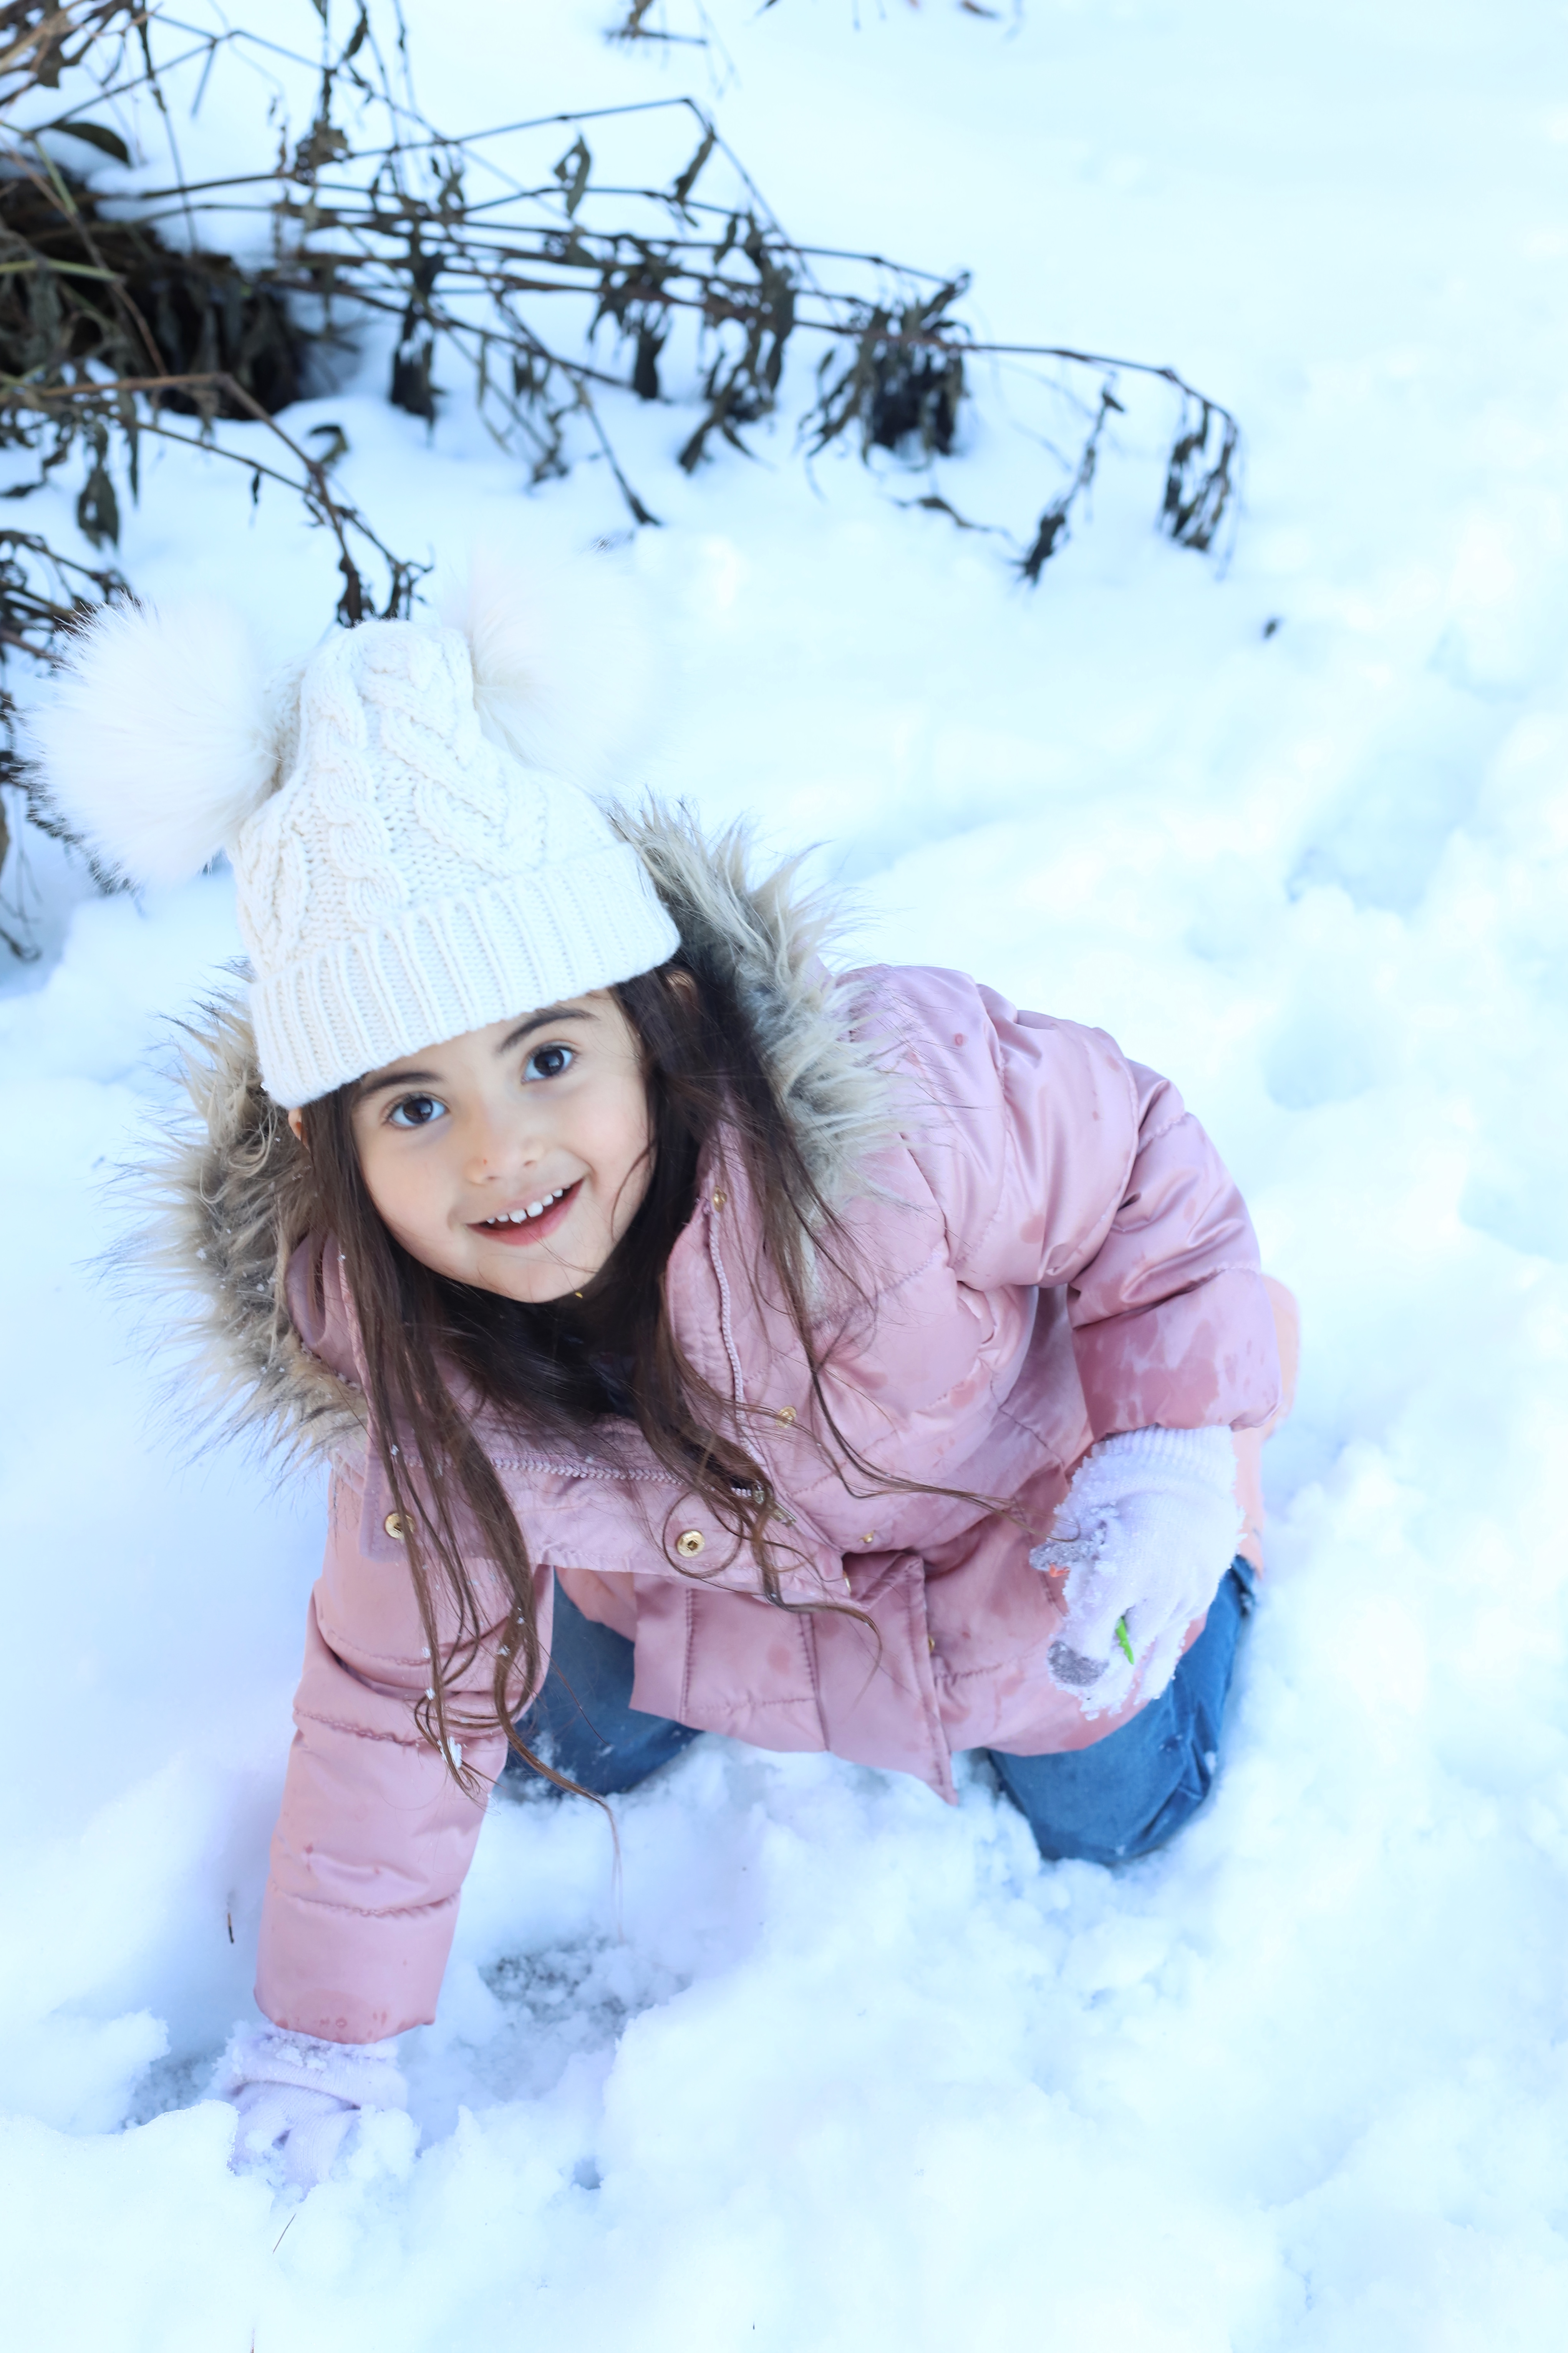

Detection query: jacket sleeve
xmin=254 ymin=1462 xmax=539 ymax=2044
xmin=891 ymin=967 xmax=1281 ymax=1439
xmin=1064 ymin=1050 xmax=1280 ymax=1436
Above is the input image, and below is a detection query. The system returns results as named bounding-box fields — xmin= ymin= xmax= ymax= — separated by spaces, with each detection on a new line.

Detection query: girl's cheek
xmin=365 ymin=1155 xmax=438 ymax=1255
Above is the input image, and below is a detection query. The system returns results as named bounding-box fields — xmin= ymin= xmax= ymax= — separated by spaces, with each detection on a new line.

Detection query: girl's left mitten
xmin=1030 ymin=1425 xmax=1240 ymax=1714
xmin=215 ymin=2023 xmax=408 ymax=2191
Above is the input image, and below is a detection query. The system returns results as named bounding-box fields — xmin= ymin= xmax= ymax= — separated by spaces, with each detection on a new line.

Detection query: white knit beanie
xmin=29 ymin=576 xmax=681 ymax=1105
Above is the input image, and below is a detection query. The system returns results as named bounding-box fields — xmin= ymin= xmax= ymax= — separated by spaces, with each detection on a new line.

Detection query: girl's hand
xmin=215 ymin=2023 xmax=407 ymax=2192
xmin=1030 ymin=1427 xmax=1241 ymax=1717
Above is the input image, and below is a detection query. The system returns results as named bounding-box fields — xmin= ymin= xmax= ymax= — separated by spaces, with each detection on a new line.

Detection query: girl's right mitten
xmin=215 ymin=2023 xmax=408 ymax=2192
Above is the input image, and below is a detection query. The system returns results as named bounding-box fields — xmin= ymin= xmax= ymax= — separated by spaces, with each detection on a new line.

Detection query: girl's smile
xmin=469 ymin=1179 xmax=580 ymax=1244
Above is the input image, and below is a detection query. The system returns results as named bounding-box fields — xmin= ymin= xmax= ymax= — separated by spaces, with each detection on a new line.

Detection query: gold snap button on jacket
xmin=383 ymin=1512 xmax=407 ymax=1541
xmin=776 ymin=1405 xmax=797 ymax=1426
xmin=675 ymin=1529 xmax=706 ymax=1558
xmin=711 ymin=1190 xmax=727 ymax=1210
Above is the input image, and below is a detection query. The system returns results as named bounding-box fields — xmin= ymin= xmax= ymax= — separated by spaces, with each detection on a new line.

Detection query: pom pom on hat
xmin=29 ymin=599 xmax=279 ymax=888
xmin=449 ymin=543 xmax=659 ymax=792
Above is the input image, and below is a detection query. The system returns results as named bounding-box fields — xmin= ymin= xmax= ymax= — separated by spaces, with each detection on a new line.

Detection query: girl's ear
xmin=287 ymin=1108 xmax=306 ymax=1148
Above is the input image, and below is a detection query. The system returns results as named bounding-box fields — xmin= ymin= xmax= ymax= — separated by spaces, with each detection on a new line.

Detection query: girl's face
xmin=297 ymin=992 xmax=654 ymax=1304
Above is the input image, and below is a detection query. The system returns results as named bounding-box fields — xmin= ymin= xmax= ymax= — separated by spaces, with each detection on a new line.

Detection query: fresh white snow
xmin=2 ymin=2 xmax=1567 ymax=2345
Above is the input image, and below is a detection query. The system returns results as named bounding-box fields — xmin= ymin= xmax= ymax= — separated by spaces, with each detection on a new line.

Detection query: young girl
xmin=36 ymin=573 xmax=1293 ymax=2190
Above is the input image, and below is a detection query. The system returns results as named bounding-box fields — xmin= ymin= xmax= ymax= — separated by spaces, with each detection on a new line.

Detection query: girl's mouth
xmin=469 ymin=1180 xmax=580 ymax=1245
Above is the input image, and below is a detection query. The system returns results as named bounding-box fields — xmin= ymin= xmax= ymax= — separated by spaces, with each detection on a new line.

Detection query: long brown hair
xmin=300 ymin=935 xmax=885 ymax=1789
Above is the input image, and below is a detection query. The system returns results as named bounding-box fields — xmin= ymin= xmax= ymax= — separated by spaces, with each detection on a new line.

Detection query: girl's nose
xmin=461 ymin=1105 xmax=540 ymax=1186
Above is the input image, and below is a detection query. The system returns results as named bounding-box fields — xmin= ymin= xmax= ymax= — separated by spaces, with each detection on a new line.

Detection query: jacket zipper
xmin=706 ymin=1188 xmax=749 ymax=1405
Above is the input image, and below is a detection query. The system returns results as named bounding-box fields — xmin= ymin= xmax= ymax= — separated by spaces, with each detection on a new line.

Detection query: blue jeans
xmin=507 ymin=1585 xmax=704 ymax=1797
xmin=506 ymin=1562 xmax=1255 ymax=1863
xmin=988 ymin=1561 xmax=1254 ymax=1862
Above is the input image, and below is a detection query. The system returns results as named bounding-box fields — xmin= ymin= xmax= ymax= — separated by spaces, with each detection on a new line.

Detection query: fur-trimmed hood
xmin=143 ymin=807 xmax=899 ymax=1468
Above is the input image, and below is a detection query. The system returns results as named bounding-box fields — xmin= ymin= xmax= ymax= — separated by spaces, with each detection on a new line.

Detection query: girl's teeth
xmin=483 ymin=1187 xmax=565 ymax=1228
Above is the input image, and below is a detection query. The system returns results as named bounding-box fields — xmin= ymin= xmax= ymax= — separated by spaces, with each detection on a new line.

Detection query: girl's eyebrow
xmin=496 ymin=1006 xmax=593 ymax=1055
xmin=353 ymin=1009 xmax=595 ymax=1102
xmin=353 ymin=1066 xmax=443 ymax=1103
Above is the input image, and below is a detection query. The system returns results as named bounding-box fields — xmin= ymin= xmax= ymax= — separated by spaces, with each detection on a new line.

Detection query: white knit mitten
xmin=1031 ymin=1426 xmax=1241 ymax=1717
xmin=215 ymin=2023 xmax=407 ymax=2191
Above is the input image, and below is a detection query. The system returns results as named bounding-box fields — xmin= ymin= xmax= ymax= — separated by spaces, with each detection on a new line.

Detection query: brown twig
xmin=14 ymin=370 xmax=426 ymax=620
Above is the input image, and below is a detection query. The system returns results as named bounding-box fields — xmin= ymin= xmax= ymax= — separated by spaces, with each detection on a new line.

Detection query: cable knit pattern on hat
xmin=229 ymin=618 xmax=677 ymax=1104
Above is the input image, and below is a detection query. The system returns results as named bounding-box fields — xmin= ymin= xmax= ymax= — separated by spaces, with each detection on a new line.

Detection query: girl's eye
xmin=386 ymin=1093 xmax=447 ymax=1130
xmin=524 ymin=1042 xmax=575 ymax=1082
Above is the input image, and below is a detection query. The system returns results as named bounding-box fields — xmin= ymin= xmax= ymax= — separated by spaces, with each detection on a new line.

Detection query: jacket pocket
xmin=630 ymin=1578 xmax=828 ymax=1753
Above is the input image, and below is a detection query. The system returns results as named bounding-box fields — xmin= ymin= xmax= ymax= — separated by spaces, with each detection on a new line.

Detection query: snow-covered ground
xmin=3 ymin=2 xmax=1568 ymax=2345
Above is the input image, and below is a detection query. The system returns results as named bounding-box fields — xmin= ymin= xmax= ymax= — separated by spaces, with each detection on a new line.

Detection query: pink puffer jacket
xmin=246 ymin=961 xmax=1276 ymax=2043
